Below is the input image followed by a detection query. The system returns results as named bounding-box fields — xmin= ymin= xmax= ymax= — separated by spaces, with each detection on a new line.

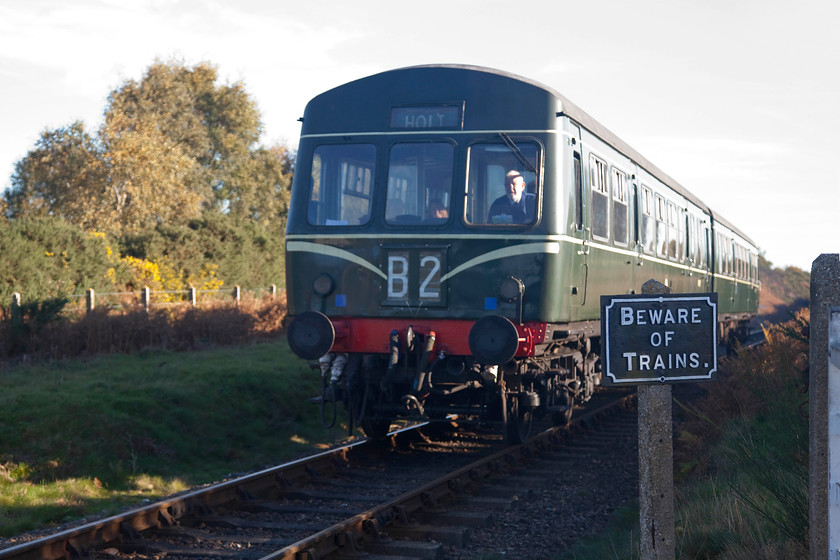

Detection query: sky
xmin=1 ymin=0 xmax=837 ymax=271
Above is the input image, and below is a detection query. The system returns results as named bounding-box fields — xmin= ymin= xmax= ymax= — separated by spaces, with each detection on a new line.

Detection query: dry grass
xmin=0 ymin=292 xmax=288 ymax=366
xmin=674 ymin=308 xmax=809 ymax=479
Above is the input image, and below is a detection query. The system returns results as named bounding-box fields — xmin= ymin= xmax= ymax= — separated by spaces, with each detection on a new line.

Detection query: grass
xmin=560 ymin=310 xmax=810 ymax=559
xmin=0 ymin=340 xmax=355 ymax=537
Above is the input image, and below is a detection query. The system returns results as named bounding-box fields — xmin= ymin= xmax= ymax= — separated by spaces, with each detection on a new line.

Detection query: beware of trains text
xmin=600 ymin=293 xmax=718 ymax=385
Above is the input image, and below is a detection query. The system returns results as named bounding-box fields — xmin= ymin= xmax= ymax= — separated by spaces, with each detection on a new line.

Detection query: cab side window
xmin=465 ymin=141 xmax=539 ymax=226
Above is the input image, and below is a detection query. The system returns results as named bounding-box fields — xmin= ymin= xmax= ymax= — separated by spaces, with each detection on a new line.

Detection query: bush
xmin=0 ymin=293 xmax=287 ymax=364
xmin=0 ymin=217 xmax=127 ymax=305
xmin=120 ymin=211 xmax=286 ymax=289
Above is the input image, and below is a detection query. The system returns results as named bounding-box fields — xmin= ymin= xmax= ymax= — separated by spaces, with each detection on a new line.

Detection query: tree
xmin=5 ymin=122 xmax=106 ymax=229
xmin=5 ymin=60 xmax=293 ymax=234
xmin=239 ymin=144 xmax=294 ymax=226
xmin=104 ymin=60 xmax=273 ymax=218
xmin=100 ymin=115 xmax=203 ymax=234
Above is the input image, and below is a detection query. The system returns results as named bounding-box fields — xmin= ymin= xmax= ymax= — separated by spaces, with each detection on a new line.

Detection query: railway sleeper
xmin=458 ymin=495 xmax=519 ymax=511
xmin=413 ymin=510 xmax=494 ymax=529
xmin=358 ymin=539 xmax=445 ymax=560
xmin=386 ymin=523 xmax=470 ymax=547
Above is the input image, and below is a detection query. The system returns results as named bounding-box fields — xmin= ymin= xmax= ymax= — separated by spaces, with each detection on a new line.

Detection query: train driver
xmin=488 ymin=170 xmax=535 ymax=224
xmin=429 ymin=198 xmax=449 ymax=220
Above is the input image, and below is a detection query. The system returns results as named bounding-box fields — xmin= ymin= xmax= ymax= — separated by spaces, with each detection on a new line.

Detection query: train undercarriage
xmin=308 ymin=312 xmax=755 ymax=445
xmin=313 ymin=324 xmax=602 ymax=445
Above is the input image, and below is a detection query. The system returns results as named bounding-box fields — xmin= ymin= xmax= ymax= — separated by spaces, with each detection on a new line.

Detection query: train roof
xmin=303 ymin=64 xmax=756 ymax=248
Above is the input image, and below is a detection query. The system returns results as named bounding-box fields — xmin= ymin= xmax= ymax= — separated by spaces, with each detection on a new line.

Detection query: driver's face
xmin=507 ymin=177 xmax=526 ymax=202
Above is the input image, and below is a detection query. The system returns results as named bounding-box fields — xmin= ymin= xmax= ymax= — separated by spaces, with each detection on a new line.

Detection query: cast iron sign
xmin=600 ymin=293 xmax=718 ymax=385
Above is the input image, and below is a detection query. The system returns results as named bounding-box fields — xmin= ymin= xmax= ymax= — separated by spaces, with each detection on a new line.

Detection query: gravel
xmin=448 ymin=411 xmax=640 ymax=559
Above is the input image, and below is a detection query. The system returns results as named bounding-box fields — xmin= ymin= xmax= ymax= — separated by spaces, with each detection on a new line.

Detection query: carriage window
xmin=386 ymin=143 xmax=453 ymax=225
xmin=641 ymin=186 xmax=655 ymax=254
xmin=667 ymin=203 xmax=677 ymax=259
xmin=678 ymin=209 xmax=686 ymax=259
xmin=612 ymin=168 xmax=628 ymax=245
xmin=726 ymin=239 xmax=732 ymax=275
xmin=655 ymin=195 xmax=667 ymax=258
xmin=726 ymin=239 xmax=734 ymax=275
xmin=667 ymin=202 xmax=683 ymax=260
xmin=590 ymin=155 xmax=609 ymax=240
xmin=736 ymin=244 xmax=747 ymax=279
xmin=688 ymin=214 xmax=699 ymax=264
xmin=465 ymin=141 xmax=539 ymax=225
xmin=717 ymin=233 xmax=733 ymax=275
xmin=308 ymin=144 xmax=375 ymax=226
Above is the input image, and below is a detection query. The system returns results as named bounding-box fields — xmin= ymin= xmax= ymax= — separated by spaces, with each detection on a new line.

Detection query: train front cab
xmin=283 ymin=72 xmax=594 ymax=442
xmin=284 ymin=127 xmax=579 ymax=442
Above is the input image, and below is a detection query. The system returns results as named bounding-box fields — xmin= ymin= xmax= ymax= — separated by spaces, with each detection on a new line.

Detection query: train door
xmin=635 ymin=177 xmax=657 ymax=293
xmin=702 ymin=224 xmax=713 ymax=293
xmin=569 ymin=123 xmax=588 ymax=311
xmin=695 ymin=215 xmax=713 ymax=293
xmin=630 ymin=178 xmax=644 ymax=291
xmin=732 ymin=243 xmax=744 ymax=311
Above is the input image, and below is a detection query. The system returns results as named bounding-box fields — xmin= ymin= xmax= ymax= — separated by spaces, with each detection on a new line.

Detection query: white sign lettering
xmin=387 ymin=255 xmax=409 ymax=298
xmin=419 ymin=255 xmax=441 ymax=298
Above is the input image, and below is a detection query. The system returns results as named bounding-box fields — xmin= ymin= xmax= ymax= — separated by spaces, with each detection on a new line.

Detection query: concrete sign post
xmin=811 ymin=254 xmax=840 ymax=559
xmin=830 ymin=307 xmax=840 ymax=559
xmin=601 ymin=279 xmax=719 ymax=560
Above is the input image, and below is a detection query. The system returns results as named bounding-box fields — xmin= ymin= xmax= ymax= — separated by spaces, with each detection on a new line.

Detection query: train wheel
xmin=361 ymin=417 xmax=393 ymax=440
xmin=505 ymin=395 xmax=532 ymax=445
xmin=551 ymin=389 xmax=574 ymax=426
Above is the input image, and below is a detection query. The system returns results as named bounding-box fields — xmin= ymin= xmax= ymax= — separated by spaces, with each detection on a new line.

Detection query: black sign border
xmin=600 ymin=292 xmax=718 ymax=385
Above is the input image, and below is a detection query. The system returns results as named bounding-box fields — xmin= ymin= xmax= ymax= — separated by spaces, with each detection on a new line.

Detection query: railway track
xmin=0 ymin=390 xmax=636 ymax=560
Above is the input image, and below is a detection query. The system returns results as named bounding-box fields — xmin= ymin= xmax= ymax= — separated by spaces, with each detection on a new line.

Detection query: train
xmin=284 ymin=65 xmax=759 ymax=444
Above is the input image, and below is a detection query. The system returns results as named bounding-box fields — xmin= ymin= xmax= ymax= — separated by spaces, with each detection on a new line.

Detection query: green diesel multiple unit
xmin=285 ymin=65 xmax=759 ymax=443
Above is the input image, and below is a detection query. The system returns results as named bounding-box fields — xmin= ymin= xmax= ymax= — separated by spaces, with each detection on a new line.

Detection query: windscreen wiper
xmin=499 ymin=133 xmax=537 ymax=174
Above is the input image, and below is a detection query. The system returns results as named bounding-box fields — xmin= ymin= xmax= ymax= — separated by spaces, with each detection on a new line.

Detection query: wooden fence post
xmin=86 ymin=288 xmax=95 ymax=313
xmin=270 ymin=284 xmax=277 ymax=298
xmin=188 ymin=286 xmax=196 ymax=306
xmin=233 ymin=285 xmax=240 ymax=306
xmin=142 ymin=287 xmax=150 ymax=311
